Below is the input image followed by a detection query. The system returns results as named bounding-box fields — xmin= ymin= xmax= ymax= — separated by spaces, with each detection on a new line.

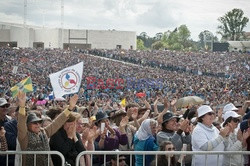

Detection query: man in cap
xmin=0 ymin=98 xmax=10 ymax=127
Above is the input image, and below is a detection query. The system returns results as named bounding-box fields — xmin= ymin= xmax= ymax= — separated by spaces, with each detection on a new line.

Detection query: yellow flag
xmin=120 ymin=98 xmax=126 ymax=107
xmin=10 ymin=77 xmax=33 ymax=97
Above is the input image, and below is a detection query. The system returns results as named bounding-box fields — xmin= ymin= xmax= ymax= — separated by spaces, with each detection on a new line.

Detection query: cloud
xmin=136 ymin=1 xmax=182 ymax=29
xmin=0 ymin=0 xmax=249 ymax=41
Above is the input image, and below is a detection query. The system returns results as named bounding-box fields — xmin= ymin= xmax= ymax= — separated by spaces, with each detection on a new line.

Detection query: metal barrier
xmin=76 ymin=151 xmax=250 ymax=166
xmin=0 ymin=151 xmax=65 ymax=166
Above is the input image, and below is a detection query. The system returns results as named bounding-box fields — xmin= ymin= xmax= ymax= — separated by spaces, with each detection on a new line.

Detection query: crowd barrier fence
xmin=0 ymin=151 xmax=65 ymax=166
xmin=76 ymin=151 xmax=250 ymax=166
xmin=1 ymin=150 xmax=250 ymax=166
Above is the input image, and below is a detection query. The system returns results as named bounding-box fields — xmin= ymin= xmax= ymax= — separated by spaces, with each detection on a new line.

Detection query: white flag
xmin=198 ymin=70 xmax=202 ymax=75
xmin=225 ymin=66 xmax=229 ymax=71
xmin=49 ymin=62 xmax=83 ymax=98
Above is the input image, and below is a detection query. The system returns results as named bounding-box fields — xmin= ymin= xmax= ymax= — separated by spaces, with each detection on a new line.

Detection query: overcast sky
xmin=0 ymin=0 xmax=250 ymax=41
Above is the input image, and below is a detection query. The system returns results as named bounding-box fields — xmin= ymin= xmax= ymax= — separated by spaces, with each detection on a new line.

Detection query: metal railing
xmin=1 ymin=150 xmax=249 ymax=166
xmin=0 ymin=151 xmax=65 ymax=166
xmin=76 ymin=151 xmax=250 ymax=166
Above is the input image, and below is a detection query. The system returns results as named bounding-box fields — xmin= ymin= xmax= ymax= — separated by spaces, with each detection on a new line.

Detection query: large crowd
xmin=0 ymin=47 xmax=250 ymax=166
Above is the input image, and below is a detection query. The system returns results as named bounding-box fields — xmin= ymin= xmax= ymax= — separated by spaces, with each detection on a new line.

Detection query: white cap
xmin=0 ymin=98 xmax=9 ymax=107
xmin=197 ymin=105 xmax=214 ymax=118
xmin=223 ymin=111 xmax=241 ymax=121
xmin=223 ymin=103 xmax=238 ymax=114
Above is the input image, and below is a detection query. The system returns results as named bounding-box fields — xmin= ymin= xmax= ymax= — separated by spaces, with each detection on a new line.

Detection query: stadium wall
xmin=0 ymin=22 xmax=136 ymax=50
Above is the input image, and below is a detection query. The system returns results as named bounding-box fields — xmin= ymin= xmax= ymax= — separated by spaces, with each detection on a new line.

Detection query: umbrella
xmin=176 ymin=96 xmax=204 ymax=108
xmin=136 ymin=92 xmax=146 ymax=98
xmin=36 ymin=100 xmax=47 ymax=106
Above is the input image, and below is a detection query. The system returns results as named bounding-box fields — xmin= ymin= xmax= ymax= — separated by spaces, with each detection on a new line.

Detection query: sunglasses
xmin=31 ymin=121 xmax=42 ymax=125
xmin=207 ymin=112 xmax=215 ymax=116
xmin=0 ymin=105 xmax=9 ymax=108
xmin=232 ymin=118 xmax=240 ymax=123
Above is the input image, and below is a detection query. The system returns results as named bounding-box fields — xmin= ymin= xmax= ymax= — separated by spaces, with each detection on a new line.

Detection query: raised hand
xmin=163 ymin=97 xmax=169 ymax=109
xmin=219 ymin=126 xmax=230 ymax=138
xmin=87 ymin=126 xmax=98 ymax=141
xmin=143 ymin=98 xmax=151 ymax=110
xmin=179 ymin=119 xmax=189 ymax=131
xmin=105 ymin=121 xmax=115 ymax=135
xmin=17 ymin=91 xmax=26 ymax=107
xmin=120 ymin=116 xmax=129 ymax=128
xmin=131 ymin=109 xmax=138 ymax=120
xmin=100 ymin=128 xmax=107 ymax=139
xmin=170 ymin=98 xmax=177 ymax=106
xmin=0 ymin=126 xmax=6 ymax=137
xmin=69 ymin=94 xmax=78 ymax=110
xmin=242 ymin=128 xmax=250 ymax=141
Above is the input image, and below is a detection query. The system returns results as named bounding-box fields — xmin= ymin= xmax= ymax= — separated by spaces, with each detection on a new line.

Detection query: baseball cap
xmin=162 ymin=112 xmax=179 ymax=124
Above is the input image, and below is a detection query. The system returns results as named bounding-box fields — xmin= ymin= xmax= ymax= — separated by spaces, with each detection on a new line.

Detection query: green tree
xmin=137 ymin=39 xmax=145 ymax=50
xmin=178 ymin=25 xmax=191 ymax=47
xmin=151 ymin=41 xmax=165 ymax=50
xmin=217 ymin=8 xmax=249 ymax=41
xmin=139 ymin=32 xmax=148 ymax=39
xmin=137 ymin=32 xmax=156 ymax=48
xmin=154 ymin=32 xmax=163 ymax=40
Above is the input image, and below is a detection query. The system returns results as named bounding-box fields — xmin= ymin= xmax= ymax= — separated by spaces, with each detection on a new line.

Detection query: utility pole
xmin=203 ymin=31 xmax=214 ymax=52
xmin=24 ymin=0 xmax=27 ymax=27
xmin=60 ymin=0 xmax=64 ymax=49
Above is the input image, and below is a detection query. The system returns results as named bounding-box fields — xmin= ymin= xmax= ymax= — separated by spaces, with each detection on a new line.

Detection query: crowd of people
xmin=0 ymin=47 xmax=250 ymax=166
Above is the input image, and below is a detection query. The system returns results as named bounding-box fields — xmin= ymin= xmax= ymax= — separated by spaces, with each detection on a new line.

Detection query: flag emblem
xmin=61 ymin=72 xmax=78 ymax=89
xmin=50 ymin=62 xmax=83 ymax=98
xmin=59 ymin=70 xmax=79 ymax=91
xmin=10 ymin=77 xmax=33 ymax=97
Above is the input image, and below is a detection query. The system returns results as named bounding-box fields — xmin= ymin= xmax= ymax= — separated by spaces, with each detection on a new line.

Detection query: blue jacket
xmin=133 ymin=135 xmax=159 ymax=166
xmin=1 ymin=119 xmax=17 ymax=166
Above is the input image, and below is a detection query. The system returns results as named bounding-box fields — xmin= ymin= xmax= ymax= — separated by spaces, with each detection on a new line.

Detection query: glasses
xmin=207 ymin=112 xmax=215 ymax=116
xmin=232 ymin=118 xmax=240 ymax=123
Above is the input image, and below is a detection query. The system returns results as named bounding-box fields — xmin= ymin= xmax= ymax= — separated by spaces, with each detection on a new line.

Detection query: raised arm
xmin=45 ymin=94 xmax=79 ymax=138
xmin=17 ymin=91 xmax=28 ymax=141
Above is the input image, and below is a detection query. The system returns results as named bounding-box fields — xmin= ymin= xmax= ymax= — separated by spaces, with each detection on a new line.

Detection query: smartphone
xmin=101 ymin=122 xmax=105 ymax=132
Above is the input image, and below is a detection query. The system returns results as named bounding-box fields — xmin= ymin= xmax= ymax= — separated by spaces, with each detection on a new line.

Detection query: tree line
xmin=137 ymin=8 xmax=249 ymax=51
